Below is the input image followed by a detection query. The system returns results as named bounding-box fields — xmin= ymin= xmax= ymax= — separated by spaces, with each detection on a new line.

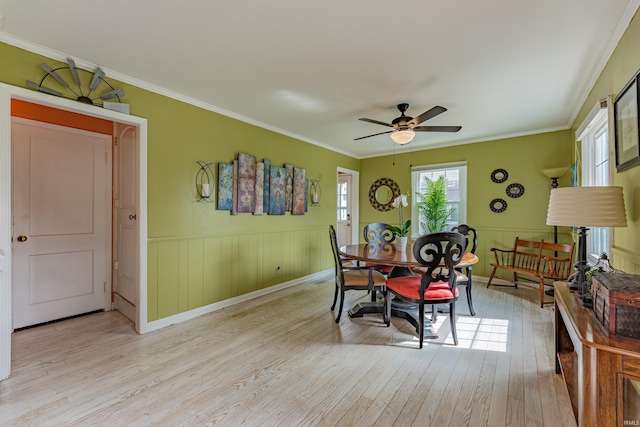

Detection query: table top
xmin=555 ymin=281 xmax=640 ymax=357
xmin=339 ymin=243 xmax=479 ymax=268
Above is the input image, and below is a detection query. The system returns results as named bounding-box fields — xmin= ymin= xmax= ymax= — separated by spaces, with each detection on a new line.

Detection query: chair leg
xmin=539 ymin=278 xmax=545 ymax=308
xmin=419 ymin=301 xmax=425 ymax=349
xmin=466 ymin=271 xmax=475 ymax=316
xmin=513 ymin=272 xmax=518 ymax=289
xmin=466 ymin=285 xmax=475 ymax=316
xmin=384 ymin=290 xmax=390 ymax=327
xmin=330 ymin=283 xmax=338 ymax=311
xmin=431 ymin=304 xmax=438 ymax=322
xmin=486 ymin=266 xmax=497 ymax=288
xmin=450 ymin=302 xmax=458 ymax=346
xmin=335 ymin=289 xmax=345 ymax=323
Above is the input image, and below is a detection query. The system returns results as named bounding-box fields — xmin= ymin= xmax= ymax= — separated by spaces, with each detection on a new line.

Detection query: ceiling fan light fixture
xmin=391 ymin=129 xmax=415 ymax=145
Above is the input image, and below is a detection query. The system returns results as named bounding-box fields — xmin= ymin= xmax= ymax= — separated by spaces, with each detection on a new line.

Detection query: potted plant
xmin=388 ymin=193 xmax=411 ymax=250
xmin=416 ymin=176 xmax=456 ymax=233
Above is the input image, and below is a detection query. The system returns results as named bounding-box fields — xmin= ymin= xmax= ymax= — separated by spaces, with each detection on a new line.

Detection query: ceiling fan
xmin=355 ymin=103 xmax=461 ymax=145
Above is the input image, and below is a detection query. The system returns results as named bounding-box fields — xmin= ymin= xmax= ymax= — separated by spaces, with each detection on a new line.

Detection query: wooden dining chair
xmin=386 ymin=232 xmax=467 ymax=347
xmin=329 ymin=225 xmax=388 ymax=324
xmin=363 ymin=223 xmax=396 ymax=275
xmin=451 ymin=224 xmax=478 ymax=316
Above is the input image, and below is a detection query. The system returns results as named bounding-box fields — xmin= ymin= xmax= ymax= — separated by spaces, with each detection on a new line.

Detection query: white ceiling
xmin=0 ymin=0 xmax=638 ymax=158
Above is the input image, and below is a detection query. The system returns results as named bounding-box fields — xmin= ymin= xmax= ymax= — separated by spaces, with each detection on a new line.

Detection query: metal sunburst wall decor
xmin=27 ymin=58 xmax=130 ymax=114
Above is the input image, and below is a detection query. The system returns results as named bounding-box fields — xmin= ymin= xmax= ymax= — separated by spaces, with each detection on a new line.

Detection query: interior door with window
xmin=337 ymin=174 xmax=352 ymax=247
xmin=12 ymin=119 xmax=110 ymax=329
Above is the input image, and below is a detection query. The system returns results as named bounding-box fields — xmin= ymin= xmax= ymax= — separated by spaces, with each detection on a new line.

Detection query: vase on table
xmin=396 ymin=236 xmax=408 ymax=251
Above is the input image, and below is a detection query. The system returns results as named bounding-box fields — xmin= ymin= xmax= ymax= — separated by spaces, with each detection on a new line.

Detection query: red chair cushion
xmin=386 ymin=276 xmax=459 ymax=301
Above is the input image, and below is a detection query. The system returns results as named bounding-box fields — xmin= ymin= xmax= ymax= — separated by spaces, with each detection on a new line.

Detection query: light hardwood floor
xmin=0 ymin=277 xmax=575 ymax=426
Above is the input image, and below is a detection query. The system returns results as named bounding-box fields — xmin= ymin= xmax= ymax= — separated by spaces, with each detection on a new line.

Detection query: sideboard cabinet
xmin=555 ymin=282 xmax=640 ymax=426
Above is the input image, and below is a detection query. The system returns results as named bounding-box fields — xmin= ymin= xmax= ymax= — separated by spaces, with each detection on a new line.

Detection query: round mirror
xmin=369 ymin=178 xmax=401 ymax=212
xmin=506 ymin=183 xmax=525 ymax=198
xmin=490 ymin=198 xmax=507 ymax=213
xmin=491 ymin=168 xmax=508 ymax=183
xmin=375 ymin=185 xmax=393 ymax=205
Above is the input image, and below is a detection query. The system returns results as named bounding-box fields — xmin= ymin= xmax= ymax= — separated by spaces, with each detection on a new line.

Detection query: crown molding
xmin=0 ymin=33 xmax=358 ymax=159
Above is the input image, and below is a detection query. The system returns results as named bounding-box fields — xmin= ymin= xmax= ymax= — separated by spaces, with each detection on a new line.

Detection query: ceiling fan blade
xmin=354 ymin=130 xmax=394 ymax=140
xmin=413 ymin=125 xmax=462 ymax=132
xmin=359 ymin=118 xmax=395 ymax=128
xmin=409 ymin=106 xmax=447 ymax=126
xmin=27 ymin=80 xmax=63 ymax=97
xmin=67 ymin=58 xmax=81 ymax=88
xmin=99 ymin=88 xmax=125 ymax=100
xmin=89 ymin=67 xmax=105 ymax=91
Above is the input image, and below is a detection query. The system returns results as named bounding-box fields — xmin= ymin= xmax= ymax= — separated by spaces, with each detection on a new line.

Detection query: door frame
xmin=0 ymin=83 xmax=148 ymax=381
xmin=337 ymin=167 xmax=359 ymax=246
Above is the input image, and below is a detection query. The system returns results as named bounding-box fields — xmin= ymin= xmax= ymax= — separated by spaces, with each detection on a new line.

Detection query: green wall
xmin=571 ymin=9 xmax=640 ymax=274
xmin=359 ymin=131 xmax=574 ymax=278
xmin=4 ymin=5 xmax=640 ymax=322
xmin=1 ymin=41 xmax=359 ymax=322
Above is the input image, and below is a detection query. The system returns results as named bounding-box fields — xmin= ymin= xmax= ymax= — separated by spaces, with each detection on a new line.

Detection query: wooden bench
xmin=486 ymin=237 xmax=575 ymax=308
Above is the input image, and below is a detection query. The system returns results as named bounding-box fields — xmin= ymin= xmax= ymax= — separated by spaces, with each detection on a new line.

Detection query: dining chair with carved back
xmin=362 ymin=223 xmax=396 ymax=275
xmin=329 ymin=225 xmax=389 ymax=324
xmin=386 ymin=232 xmax=467 ymax=347
xmin=451 ymin=224 xmax=478 ymax=316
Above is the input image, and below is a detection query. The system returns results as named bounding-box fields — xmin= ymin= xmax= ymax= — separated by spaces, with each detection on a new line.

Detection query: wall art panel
xmin=284 ymin=163 xmax=293 ymax=212
xmin=254 ymin=162 xmax=264 ymax=215
xmin=269 ymin=166 xmax=286 ymax=215
xmin=232 ymin=160 xmax=238 ymax=216
xmin=263 ymin=158 xmax=271 ymax=214
xmin=237 ymin=153 xmax=256 ymax=213
xmin=292 ymin=167 xmax=306 ymax=215
xmin=217 ymin=162 xmax=233 ymax=210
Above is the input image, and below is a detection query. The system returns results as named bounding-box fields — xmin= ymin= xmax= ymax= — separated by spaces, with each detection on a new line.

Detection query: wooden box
xmin=592 ymin=272 xmax=640 ymax=340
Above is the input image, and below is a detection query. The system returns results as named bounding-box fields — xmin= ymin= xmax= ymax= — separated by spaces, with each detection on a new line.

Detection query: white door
xmin=337 ymin=174 xmax=352 ymax=247
xmin=113 ymin=124 xmax=138 ymax=322
xmin=12 ymin=119 xmax=111 ymax=329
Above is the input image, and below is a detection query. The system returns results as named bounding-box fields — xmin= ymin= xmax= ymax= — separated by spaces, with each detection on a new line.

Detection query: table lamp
xmin=546 ymin=186 xmax=627 ymax=305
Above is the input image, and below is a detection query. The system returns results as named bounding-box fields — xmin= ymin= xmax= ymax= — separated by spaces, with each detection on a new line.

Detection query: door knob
xmin=129 ymin=214 xmax=137 ymax=221
xmin=16 ymin=235 xmax=27 ymax=242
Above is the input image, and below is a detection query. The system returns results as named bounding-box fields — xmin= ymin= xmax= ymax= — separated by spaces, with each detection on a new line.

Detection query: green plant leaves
xmin=416 ymin=176 xmax=456 ymax=233
xmin=388 ymin=219 xmax=411 ymax=237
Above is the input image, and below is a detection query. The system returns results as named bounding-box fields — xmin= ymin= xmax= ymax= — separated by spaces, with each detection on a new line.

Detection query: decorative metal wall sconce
xmin=309 ymin=179 xmax=321 ymax=206
xmin=196 ymin=161 xmax=214 ymax=202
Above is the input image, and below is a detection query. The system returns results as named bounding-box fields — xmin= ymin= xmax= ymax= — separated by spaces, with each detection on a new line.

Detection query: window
xmin=577 ymin=97 xmax=612 ymax=261
xmin=337 ymin=180 xmax=348 ymax=221
xmin=411 ymin=162 xmax=467 ymax=238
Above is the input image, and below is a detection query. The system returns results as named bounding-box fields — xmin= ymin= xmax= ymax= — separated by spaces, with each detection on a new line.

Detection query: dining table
xmin=339 ymin=241 xmax=479 ymax=339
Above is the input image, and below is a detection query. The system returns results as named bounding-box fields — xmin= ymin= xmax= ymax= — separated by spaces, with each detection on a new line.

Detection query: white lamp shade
xmin=546 ymin=186 xmax=627 ymax=227
xmin=390 ymin=129 xmax=415 ymax=145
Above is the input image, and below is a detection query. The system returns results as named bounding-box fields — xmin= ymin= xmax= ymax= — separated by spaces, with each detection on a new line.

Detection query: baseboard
xmin=472 ymin=275 xmax=513 ymax=287
xmin=113 ymin=293 xmax=136 ymax=324
xmin=144 ymin=269 xmax=333 ymax=333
